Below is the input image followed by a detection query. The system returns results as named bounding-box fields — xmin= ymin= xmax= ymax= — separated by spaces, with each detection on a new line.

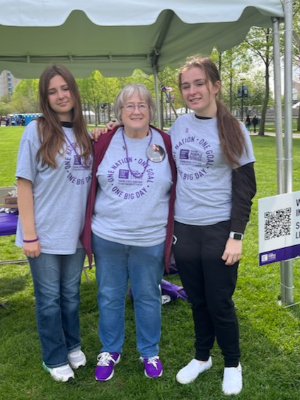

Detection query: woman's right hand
xmin=92 ymin=120 xmax=120 ymax=141
xmin=106 ymin=121 xmax=118 ymax=130
xmin=91 ymin=128 xmax=107 ymax=142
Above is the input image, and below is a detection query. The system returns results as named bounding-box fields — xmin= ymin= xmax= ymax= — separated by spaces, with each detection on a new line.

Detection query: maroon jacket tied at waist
xmin=80 ymin=125 xmax=177 ymax=272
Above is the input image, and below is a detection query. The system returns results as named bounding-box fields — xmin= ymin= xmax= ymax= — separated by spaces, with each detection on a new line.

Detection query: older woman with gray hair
xmin=81 ymin=84 xmax=176 ymax=382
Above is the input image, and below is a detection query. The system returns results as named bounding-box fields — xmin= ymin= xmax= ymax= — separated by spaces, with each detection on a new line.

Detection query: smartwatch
xmin=229 ymin=231 xmax=244 ymax=240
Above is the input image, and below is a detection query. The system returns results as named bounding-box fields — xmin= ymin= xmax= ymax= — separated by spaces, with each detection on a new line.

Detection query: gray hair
xmin=114 ymin=84 xmax=156 ymax=123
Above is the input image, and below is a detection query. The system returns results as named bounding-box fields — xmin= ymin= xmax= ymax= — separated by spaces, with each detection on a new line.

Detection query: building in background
xmin=293 ymin=78 xmax=300 ymax=103
xmin=0 ymin=70 xmax=20 ymax=98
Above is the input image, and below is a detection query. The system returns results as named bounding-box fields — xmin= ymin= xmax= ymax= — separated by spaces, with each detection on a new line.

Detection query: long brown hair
xmin=36 ymin=64 xmax=92 ymax=168
xmin=178 ymin=56 xmax=247 ymax=167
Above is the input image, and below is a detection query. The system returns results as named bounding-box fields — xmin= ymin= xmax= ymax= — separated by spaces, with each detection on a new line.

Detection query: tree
xmin=157 ymin=67 xmax=181 ymax=126
xmin=11 ymin=79 xmax=39 ymax=112
xmin=77 ymin=71 xmax=104 ymax=125
xmin=210 ymin=47 xmax=270 ymax=124
xmin=241 ymin=27 xmax=273 ymax=136
xmin=78 ymin=71 xmax=123 ymax=125
xmin=0 ymin=101 xmax=11 ymax=117
xmin=292 ymin=0 xmax=300 ymax=131
xmin=0 ymin=93 xmax=11 ymax=104
xmin=0 ymin=94 xmax=13 ymax=116
xmin=99 ymin=76 xmax=123 ymax=121
xmin=211 ymin=47 xmax=252 ymax=116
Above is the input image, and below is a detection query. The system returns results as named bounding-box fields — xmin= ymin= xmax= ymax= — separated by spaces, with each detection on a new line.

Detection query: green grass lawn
xmin=264 ymin=119 xmax=300 ymax=133
xmin=1 ymin=126 xmax=300 ymax=399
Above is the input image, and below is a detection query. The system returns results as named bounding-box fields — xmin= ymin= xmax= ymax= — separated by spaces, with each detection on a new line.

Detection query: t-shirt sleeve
xmin=15 ymin=122 xmax=40 ymax=182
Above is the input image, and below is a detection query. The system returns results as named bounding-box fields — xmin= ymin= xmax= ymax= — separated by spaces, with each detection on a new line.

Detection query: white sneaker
xmin=43 ymin=362 xmax=74 ymax=382
xmin=176 ymin=357 xmax=212 ymax=384
xmin=222 ymin=363 xmax=242 ymax=395
xmin=68 ymin=350 xmax=87 ymax=369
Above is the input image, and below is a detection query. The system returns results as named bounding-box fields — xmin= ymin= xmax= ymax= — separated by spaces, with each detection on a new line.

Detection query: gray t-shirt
xmin=170 ymin=114 xmax=256 ymax=226
xmin=91 ymin=127 xmax=172 ymax=246
xmin=15 ymin=120 xmax=92 ymax=254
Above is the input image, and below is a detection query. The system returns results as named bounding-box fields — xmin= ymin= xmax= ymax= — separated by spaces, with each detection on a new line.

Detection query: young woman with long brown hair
xmin=15 ymin=65 xmax=93 ymax=382
xmin=171 ymin=56 xmax=256 ymax=396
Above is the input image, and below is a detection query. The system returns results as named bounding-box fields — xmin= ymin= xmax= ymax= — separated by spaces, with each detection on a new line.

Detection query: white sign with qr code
xmin=258 ymin=190 xmax=300 ymax=265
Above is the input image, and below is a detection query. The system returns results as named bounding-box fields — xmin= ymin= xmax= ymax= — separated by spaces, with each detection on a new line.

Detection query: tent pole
xmin=273 ymin=17 xmax=288 ymax=304
xmin=154 ymin=69 xmax=162 ymax=129
xmin=272 ymin=17 xmax=284 ymax=195
xmin=281 ymin=0 xmax=294 ymax=305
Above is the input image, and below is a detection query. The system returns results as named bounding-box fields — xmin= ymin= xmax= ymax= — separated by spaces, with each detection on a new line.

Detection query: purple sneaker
xmin=140 ymin=356 xmax=163 ymax=378
xmin=95 ymin=352 xmax=120 ymax=381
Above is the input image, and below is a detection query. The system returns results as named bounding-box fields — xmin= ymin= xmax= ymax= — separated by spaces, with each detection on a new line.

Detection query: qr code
xmin=264 ymin=207 xmax=292 ymax=240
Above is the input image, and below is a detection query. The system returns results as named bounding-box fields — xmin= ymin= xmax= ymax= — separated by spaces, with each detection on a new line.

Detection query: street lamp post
xmin=241 ymin=90 xmax=244 ymax=121
xmin=237 ymin=81 xmax=248 ymax=121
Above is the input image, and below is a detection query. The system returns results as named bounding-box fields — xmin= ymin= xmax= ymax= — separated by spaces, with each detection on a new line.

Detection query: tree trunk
xmin=258 ymin=29 xmax=270 ymax=136
xmin=229 ymin=61 xmax=233 ymax=113
xmin=97 ymin=103 xmax=100 ymax=126
xmin=93 ymin=100 xmax=98 ymax=126
xmin=259 ymin=87 xmax=269 ymax=136
xmin=108 ymin=103 xmax=112 ymax=122
xmin=87 ymin=104 xmax=91 ymax=125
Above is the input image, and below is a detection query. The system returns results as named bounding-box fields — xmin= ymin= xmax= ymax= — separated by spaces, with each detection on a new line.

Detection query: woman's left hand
xmin=221 ymin=238 xmax=242 ymax=266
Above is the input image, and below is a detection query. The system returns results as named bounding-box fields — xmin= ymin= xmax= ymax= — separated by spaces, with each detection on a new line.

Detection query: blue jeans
xmin=29 ymin=249 xmax=85 ymax=368
xmin=92 ymin=234 xmax=165 ymax=358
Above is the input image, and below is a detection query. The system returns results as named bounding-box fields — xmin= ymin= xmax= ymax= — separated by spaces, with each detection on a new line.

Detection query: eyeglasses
xmin=122 ymin=103 xmax=149 ymax=112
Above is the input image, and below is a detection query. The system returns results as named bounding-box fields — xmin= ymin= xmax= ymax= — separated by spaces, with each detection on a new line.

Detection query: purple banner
xmin=259 ymin=244 xmax=300 ymax=266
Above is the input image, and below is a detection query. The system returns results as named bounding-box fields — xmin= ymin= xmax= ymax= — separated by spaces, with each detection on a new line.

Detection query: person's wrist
xmin=23 ymin=237 xmax=39 ymax=243
xmin=229 ymin=232 xmax=243 ymax=240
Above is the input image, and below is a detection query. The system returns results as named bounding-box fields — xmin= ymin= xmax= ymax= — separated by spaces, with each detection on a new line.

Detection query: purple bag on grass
xmin=128 ymin=279 xmax=188 ymax=302
xmin=160 ymin=279 xmax=188 ymax=301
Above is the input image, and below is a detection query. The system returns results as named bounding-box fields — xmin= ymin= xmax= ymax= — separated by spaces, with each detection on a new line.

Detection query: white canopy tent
xmin=0 ymin=0 xmax=284 ymax=78
xmin=0 ymin=0 xmax=296 ymax=304
xmin=0 ymin=0 xmax=285 ymax=130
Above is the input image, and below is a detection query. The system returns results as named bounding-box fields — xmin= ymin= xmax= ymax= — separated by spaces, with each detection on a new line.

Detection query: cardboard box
xmin=2 ymin=195 xmax=18 ymax=208
xmin=0 ymin=186 xmax=18 ymax=208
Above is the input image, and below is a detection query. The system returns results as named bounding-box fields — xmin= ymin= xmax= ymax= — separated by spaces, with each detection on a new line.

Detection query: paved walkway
xmin=250 ymin=132 xmax=300 ymax=138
